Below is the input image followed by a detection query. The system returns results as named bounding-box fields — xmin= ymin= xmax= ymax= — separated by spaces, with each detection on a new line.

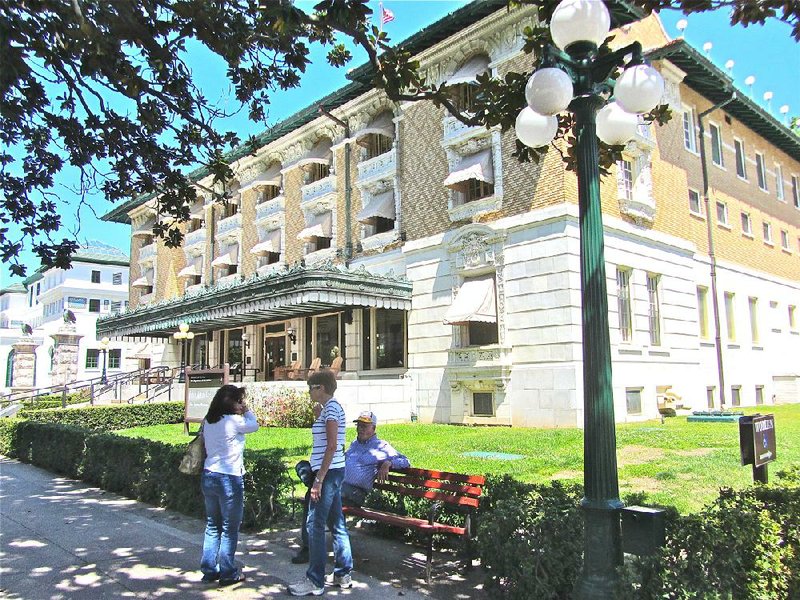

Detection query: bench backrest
xmin=375 ymin=467 xmax=486 ymax=509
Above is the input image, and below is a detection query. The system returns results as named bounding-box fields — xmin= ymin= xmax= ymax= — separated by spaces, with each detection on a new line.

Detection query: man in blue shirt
xmin=291 ymin=410 xmax=410 ymax=564
xmin=341 ymin=411 xmax=410 ymax=507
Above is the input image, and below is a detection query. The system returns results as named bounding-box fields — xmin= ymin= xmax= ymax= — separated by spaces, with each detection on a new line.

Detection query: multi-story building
xmin=98 ymin=2 xmax=800 ymax=426
xmin=1 ymin=241 xmax=167 ymax=389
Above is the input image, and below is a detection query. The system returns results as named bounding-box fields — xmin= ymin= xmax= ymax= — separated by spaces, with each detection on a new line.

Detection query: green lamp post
xmin=514 ymin=1 xmax=665 ymax=596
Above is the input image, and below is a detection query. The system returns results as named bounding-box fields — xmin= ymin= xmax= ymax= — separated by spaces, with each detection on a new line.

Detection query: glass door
xmin=264 ymin=336 xmax=286 ymax=381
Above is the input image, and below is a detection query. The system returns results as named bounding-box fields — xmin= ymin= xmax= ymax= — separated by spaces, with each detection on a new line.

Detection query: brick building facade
xmin=99 ymin=2 xmax=800 ymax=426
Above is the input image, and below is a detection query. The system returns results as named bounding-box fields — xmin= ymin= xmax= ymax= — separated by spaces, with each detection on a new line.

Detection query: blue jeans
xmin=306 ymin=467 xmax=352 ymax=588
xmin=201 ymin=470 xmax=244 ymax=581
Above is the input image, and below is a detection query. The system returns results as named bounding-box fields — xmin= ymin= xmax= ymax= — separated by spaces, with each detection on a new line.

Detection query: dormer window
xmin=446 ymin=54 xmax=490 ymax=114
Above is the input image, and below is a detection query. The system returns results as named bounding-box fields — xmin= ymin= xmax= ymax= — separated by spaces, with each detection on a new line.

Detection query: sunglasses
xmin=308 ymin=384 xmax=323 ymax=391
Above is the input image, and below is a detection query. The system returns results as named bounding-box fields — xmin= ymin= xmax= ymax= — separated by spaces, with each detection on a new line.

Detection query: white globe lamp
xmin=614 ymin=64 xmax=665 ymax=114
xmin=515 ymin=107 xmax=559 ymax=148
xmin=526 ymin=68 xmax=574 ymax=116
xmin=596 ymin=102 xmax=639 ymax=145
xmin=550 ymin=0 xmax=611 ymax=52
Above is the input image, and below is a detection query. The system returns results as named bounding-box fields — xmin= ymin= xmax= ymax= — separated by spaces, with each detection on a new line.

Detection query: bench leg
xmin=426 ymin=533 xmax=433 ymax=584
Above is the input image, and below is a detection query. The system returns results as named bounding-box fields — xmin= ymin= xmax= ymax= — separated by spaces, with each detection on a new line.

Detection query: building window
xmin=305 ymin=162 xmax=330 ymax=185
xmin=755 ymin=153 xmax=768 ymax=191
xmin=781 ymin=230 xmax=790 ymax=250
xmin=460 ymin=179 xmax=494 ymax=204
xmin=85 ymin=349 xmax=100 ymax=369
xmin=775 ymin=165 xmax=785 ymax=201
xmin=361 ymin=308 xmax=407 ymax=370
xmin=688 ymin=189 xmax=702 ymax=215
xmin=89 ymin=299 xmax=101 ymax=313
xmin=762 ymin=222 xmax=772 ymax=244
xmin=697 ymin=287 xmax=708 ymax=339
xmin=731 ymin=385 xmax=741 ymax=407
xmin=792 ymin=175 xmax=800 ymax=208
xmin=734 ymin=139 xmax=747 ymax=179
xmin=755 ymin=385 xmax=764 ymax=406
xmin=187 ymin=217 xmax=203 ymax=232
xmin=789 ymin=305 xmax=797 ymax=331
xmin=683 ymin=107 xmax=697 ymax=152
xmin=112 ymin=272 xmax=122 ymax=285
xmin=706 ymin=387 xmax=716 ymax=409
xmin=111 ymin=301 xmax=122 ymax=313
xmin=740 ymin=212 xmax=752 ymax=235
xmin=647 ymin=274 xmax=661 ymax=346
xmin=223 ymin=201 xmax=239 ymax=218
xmin=444 ymin=275 xmax=499 ymax=347
xmin=619 ymin=159 xmax=633 ymax=200
xmin=710 ymin=123 xmax=724 ymax=166
xmin=724 ymin=292 xmax=736 ymax=342
xmin=472 ymin=392 xmax=494 ymax=417
xmin=361 ymin=134 xmax=393 ymax=161
xmin=259 ymin=185 xmax=281 ymax=204
xmin=748 ymin=297 xmax=759 ymax=344
xmin=108 ymin=349 xmax=122 ymax=369
xmin=716 ymin=201 xmax=728 ymax=226
xmin=91 ymin=270 xmax=101 ymax=283
xmin=616 ymin=268 xmax=633 ymax=343
xmin=626 ymin=388 xmax=642 ymax=415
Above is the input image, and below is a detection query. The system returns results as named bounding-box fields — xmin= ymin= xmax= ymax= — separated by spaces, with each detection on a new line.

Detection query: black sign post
xmin=739 ymin=414 xmax=776 ymax=483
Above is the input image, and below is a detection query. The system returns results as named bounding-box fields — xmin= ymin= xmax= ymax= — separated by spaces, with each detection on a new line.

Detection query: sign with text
xmin=739 ymin=414 xmax=776 ymax=468
xmin=184 ymin=365 xmax=229 ymax=426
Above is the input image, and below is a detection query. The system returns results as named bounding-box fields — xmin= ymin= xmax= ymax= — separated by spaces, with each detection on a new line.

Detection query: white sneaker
xmin=288 ymin=577 xmax=324 ymax=596
xmin=325 ymin=572 xmax=353 ymax=588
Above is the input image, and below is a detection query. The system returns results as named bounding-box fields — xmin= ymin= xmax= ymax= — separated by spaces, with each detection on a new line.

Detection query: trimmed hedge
xmin=18 ymin=392 xmax=88 ymax=415
xmin=0 ymin=418 xmax=291 ymax=529
xmin=21 ymin=401 xmax=185 ymax=430
xmin=473 ymin=472 xmax=800 ymax=600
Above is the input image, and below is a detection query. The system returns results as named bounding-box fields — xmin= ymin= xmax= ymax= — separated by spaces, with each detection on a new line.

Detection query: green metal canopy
xmin=96 ymin=263 xmax=412 ymax=338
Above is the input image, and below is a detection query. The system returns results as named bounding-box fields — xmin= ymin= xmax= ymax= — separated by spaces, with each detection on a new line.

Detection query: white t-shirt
xmin=310 ymin=399 xmax=346 ymax=471
xmin=203 ymin=411 xmax=259 ymax=476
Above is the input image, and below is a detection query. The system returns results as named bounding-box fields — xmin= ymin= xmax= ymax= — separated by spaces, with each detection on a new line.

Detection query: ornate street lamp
xmin=173 ymin=322 xmax=194 ymax=382
xmin=99 ymin=336 xmax=110 ymax=384
xmin=514 ymin=1 xmax=665 ymax=597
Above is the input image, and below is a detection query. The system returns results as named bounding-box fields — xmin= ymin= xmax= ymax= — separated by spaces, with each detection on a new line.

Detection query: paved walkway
xmin=0 ymin=458 xmax=434 ymax=599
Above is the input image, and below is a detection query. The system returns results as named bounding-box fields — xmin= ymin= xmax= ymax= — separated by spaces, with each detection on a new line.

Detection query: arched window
xmin=446 ymin=54 xmax=490 ymax=113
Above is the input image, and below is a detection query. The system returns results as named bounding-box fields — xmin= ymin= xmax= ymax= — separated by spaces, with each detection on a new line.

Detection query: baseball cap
xmin=353 ymin=411 xmax=377 ymax=425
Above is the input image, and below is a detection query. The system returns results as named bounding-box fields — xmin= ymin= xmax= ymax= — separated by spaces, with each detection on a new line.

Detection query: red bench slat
xmin=385 ymin=474 xmax=483 ymax=497
xmin=374 ymin=481 xmax=481 ymax=508
xmin=400 ymin=468 xmax=486 ymax=486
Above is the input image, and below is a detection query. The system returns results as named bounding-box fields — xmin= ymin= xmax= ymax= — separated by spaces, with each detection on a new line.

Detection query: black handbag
xmin=294 ymin=460 xmax=314 ymax=487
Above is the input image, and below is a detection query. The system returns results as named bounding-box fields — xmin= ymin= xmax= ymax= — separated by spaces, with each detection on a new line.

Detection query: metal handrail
xmin=1 ymin=366 xmax=173 ymax=408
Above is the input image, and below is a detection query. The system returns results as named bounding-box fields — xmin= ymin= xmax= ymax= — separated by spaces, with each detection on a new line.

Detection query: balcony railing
xmin=216 ymin=212 xmax=242 ymax=240
xmin=255 ymin=197 xmax=285 ymax=224
xmin=185 ymin=227 xmax=206 ymax=249
xmin=301 ymin=175 xmax=336 ymax=207
xmin=356 ymin=148 xmax=396 ymax=184
xmin=442 ymin=115 xmax=483 ymax=145
xmin=139 ymin=242 xmax=157 ymax=263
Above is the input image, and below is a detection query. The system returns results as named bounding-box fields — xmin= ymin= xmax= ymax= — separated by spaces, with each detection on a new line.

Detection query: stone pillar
xmin=11 ymin=338 xmax=40 ymax=390
xmin=50 ymin=325 xmax=84 ymax=387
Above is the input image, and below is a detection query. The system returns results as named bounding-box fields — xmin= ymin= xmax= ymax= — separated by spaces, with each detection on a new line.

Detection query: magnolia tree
xmin=2 ymin=0 xmax=797 ymax=276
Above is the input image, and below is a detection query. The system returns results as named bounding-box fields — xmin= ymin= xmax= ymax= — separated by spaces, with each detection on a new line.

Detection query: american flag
xmin=381 ymin=6 xmax=395 ymax=25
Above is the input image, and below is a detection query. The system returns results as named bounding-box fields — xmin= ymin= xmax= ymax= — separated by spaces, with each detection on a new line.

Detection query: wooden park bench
xmin=342 ymin=467 xmax=486 ymax=583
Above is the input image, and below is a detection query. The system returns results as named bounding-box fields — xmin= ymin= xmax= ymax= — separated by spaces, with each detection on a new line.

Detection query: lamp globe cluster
xmin=514 ymin=0 xmax=665 ymax=149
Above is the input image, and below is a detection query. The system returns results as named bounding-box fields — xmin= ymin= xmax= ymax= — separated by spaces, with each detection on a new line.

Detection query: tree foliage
xmin=1 ymin=0 xmax=797 ymax=276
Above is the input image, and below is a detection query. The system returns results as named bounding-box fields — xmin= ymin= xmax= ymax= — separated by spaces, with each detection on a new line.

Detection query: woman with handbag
xmin=200 ymin=384 xmax=259 ymax=586
xmin=288 ymin=369 xmax=352 ymax=596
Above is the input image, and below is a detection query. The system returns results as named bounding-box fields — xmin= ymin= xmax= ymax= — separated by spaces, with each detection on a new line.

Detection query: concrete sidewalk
xmin=0 ymin=458 xmax=431 ymax=599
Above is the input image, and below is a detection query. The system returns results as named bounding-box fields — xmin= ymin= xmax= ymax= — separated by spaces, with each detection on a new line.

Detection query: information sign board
xmin=739 ymin=413 xmax=776 ymax=468
xmin=184 ymin=365 xmax=229 ymax=430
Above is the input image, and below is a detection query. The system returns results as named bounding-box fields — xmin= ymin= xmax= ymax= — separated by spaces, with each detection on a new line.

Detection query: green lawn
xmin=117 ymin=403 xmax=800 ymax=514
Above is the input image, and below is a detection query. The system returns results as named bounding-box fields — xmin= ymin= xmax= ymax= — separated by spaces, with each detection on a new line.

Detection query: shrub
xmin=18 ymin=391 xmax=88 ymax=414
xmin=0 ymin=418 xmax=292 ymax=529
xmin=21 ymin=401 xmax=184 ymax=430
xmin=247 ymin=386 xmax=314 ymax=428
xmin=477 ymin=476 xmax=584 ymax=600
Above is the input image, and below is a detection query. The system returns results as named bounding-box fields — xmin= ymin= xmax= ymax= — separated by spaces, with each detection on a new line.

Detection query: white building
xmin=1 ymin=241 xmax=166 ymax=390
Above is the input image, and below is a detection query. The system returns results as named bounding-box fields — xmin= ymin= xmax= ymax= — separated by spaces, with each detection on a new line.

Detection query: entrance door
xmin=264 ymin=336 xmax=286 ymax=381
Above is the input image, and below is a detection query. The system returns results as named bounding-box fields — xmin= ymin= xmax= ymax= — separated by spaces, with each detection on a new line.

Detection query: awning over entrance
xmin=443 ymin=277 xmax=496 ymax=325
xmin=96 ymin=264 xmax=413 ymax=338
xmin=443 ymin=149 xmax=493 ymax=191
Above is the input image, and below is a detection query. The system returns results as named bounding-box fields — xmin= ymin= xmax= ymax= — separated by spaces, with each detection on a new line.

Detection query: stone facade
xmin=49 ymin=325 xmax=83 ymax=387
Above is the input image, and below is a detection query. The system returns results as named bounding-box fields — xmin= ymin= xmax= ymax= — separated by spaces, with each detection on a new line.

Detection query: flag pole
xmin=379 ymin=2 xmax=383 ymax=34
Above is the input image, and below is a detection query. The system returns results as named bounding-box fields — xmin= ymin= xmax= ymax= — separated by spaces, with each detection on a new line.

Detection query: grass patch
xmin=116 ymin=403 xmax=800 ymax=514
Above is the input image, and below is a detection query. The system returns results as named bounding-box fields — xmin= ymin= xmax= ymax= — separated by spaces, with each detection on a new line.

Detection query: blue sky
xmin=3 ymin=1 xmax=798 ymax=287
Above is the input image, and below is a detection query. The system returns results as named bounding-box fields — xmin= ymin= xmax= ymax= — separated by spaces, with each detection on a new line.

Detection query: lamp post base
xmin=574 ymin=501 xmax=624 ymax=599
